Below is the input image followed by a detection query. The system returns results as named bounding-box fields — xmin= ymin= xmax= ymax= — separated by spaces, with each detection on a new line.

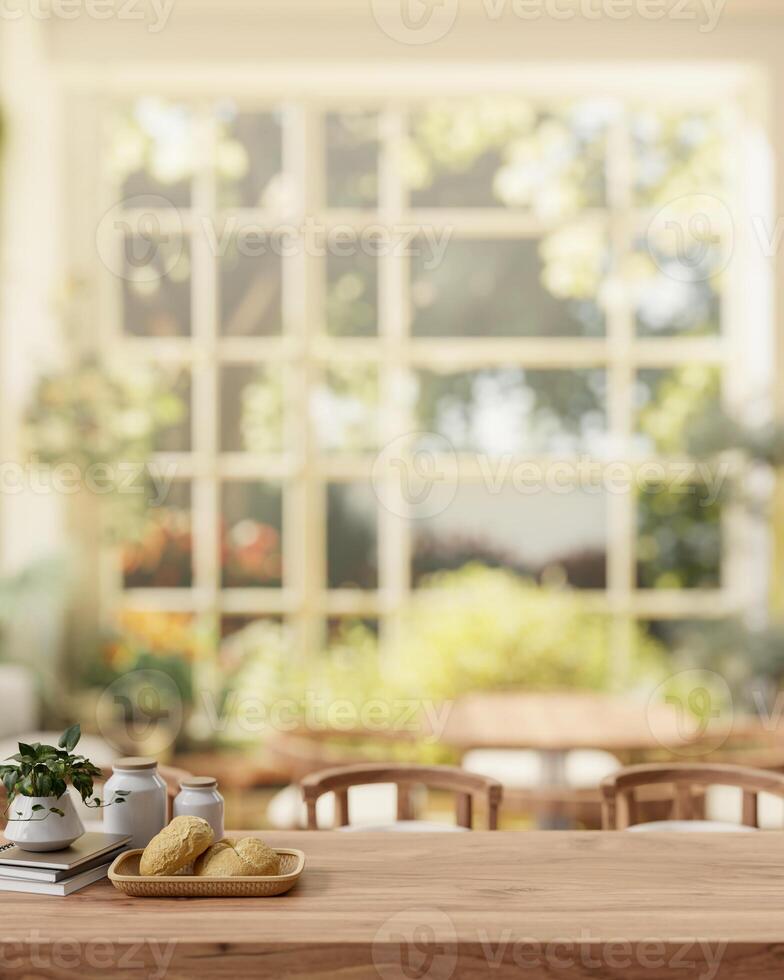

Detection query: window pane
xmin=122 ymin=234 xmax=190 ymax=337
xmin=326 ymin=617 xmax=380 ymax=643
xmin=637 ymin=483 xmax=722 ymax=589
xmin=153 ymin=368 xmax=191 ymax=453
xmin=406 ymin=99 xmax=608 ymax=212
xmin=327 ymin=483 xmax=378 ymax=590
xmin=414 ymin=367 xmax=607 ymax=455
xmin=220 ymin=615 xmax=284 ymax=641
xmin=327 ymin=251 xmax=378 ymax=336
xmin=326 ymin=111 xmax=379 ymax=208
xmin=221 ymin=482 xmax=283 ymax=588
xmin=634 ymin=366 xmax=721 ymax=455
xmin=411 ymin=239 xmax=605 ymax=338
xmin=633 ymin=236 xmax=723 ymax=338
xmin=312 ymin=364 xmax=379 ymax=453
xmin=123 ymin=481 xmax=192 ymax=588
xmin=631 ymin=108 xmax=726 ymax=206
xmin=220 ymin=365 xmax=283 ymax=453
xmin=642 ymin=619 xmax=725 ymax=655
xmin=216 ymin=107 xmax=284 ymax=209
xmin=412 ymin=484 xmax=607 ymax=588
xmin=107 ymin=99 xmax=194 ymax=208
xmin=219 ymin=237 xmax=282 ymax=336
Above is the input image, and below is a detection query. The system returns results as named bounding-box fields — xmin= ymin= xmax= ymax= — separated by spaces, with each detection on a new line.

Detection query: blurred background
xmin=1 ymin=0 xmax=783 ymax=829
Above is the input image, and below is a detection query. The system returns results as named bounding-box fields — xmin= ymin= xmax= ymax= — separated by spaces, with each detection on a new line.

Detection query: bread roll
xmin=194 ymin=836 xmax=280 ymax=877
xmin=140 ymin=815 xmax=214 ymax=876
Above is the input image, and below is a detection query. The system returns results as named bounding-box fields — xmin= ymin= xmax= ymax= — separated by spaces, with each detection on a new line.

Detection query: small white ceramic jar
xmin=104 ymin=757 xmax=167 ymax=849
xmin=173 ymin=777 xmax=224 ymax=840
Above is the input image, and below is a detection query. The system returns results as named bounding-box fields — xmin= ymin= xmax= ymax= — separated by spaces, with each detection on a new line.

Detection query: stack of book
xmin=0 ymin=833 xmax=131 ymax=895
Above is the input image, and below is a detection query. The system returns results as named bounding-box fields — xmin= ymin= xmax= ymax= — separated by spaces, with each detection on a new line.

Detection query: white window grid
xmin=74 ymin=66 xmax=764 ymax=676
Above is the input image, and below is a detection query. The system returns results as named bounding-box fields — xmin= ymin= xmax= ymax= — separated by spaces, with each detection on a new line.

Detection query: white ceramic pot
xmin=173 ymin=777 xmax=225 ymax=840
xmin=103 ymin=757 xmax=167 ymax=849
xmin=4 ymin=793 xmax=85 ymax=851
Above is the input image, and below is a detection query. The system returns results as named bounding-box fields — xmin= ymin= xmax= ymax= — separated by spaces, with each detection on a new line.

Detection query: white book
xmin=0 ymin=860 xmax=112 ymax=896
xmin=0 ymin=848 xmax=127 ymax=882
xmin=0 ymin=833 xmax=130 ymax=872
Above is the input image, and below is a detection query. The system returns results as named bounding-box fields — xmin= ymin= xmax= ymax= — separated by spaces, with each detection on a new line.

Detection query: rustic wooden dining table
xmin=2 ymin=830 xmax=783 ymax=979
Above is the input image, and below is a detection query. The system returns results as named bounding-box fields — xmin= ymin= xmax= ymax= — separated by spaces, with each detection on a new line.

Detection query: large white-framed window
xmin=63 ymin=63 xmax=769 ymax=677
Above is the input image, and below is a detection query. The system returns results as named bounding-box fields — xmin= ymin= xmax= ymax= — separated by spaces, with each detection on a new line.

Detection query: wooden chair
xmin=601 ymin=763 xmax=784 ymax=830
xmin=301 ymin=763 xmax=502 ymax=830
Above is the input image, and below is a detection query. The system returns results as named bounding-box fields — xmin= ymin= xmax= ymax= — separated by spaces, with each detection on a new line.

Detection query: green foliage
xmin=393 ymin=565 xmax=666 ymax=700
xmin=637 ymin=484 xmax=722 ymax=590
xmin=24 ymin=356 xmax=186 ymax=539
xmin=219 ymin=566 xmax=667 ymax=743
xmin=0 ymin=725 xmax=129 ymax=819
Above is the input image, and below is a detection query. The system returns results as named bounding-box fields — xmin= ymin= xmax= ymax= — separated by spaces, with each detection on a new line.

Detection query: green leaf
xmin=31 ymin=804 xmax=44 ymax=812
xmin=58 ymin=724 xmax=81 ymax=753
xmin=49 ymin=807 xmax=65 ymax=817
xmin=4 ymin=771 xmax=20 ymax=794
xmin=17 ymin=743 xmax=36 ymax=760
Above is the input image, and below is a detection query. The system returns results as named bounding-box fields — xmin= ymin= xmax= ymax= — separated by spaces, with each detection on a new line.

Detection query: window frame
xmin=60 ymin=62 xmax=770 ymax=675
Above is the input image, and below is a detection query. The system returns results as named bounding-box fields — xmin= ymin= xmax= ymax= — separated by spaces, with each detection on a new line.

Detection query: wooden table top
xmin=3 ymin=831 xmax=784 ymax=978
xmin=435 ymin=691 xmax=751 ymax=752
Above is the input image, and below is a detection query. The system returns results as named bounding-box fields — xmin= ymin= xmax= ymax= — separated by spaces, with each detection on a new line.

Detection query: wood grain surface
xmin=2 ymin=831 xmax=784 ymax=979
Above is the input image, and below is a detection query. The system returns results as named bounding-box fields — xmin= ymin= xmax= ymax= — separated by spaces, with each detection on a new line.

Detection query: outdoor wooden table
xmin=435 ymin=691 xmax=746 ymax=754
xmin=2 ymin=830 xmax=784 ymax=979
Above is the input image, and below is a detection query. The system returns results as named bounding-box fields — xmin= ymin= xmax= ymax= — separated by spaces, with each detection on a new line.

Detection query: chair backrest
xmin=601 ymin=763 xmax=784 ymax=830
xmin=300 ymin=763 xmax=502 ymax=830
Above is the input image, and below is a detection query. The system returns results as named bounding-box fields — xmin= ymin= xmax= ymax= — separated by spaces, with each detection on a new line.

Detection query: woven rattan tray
xmin=108 ymin=847 xmax=305 ymax=898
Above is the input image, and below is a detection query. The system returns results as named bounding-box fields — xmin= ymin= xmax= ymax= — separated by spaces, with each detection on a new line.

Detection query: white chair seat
xmin=462 ymin=749 xmax=543 ymax=788
xmin=267 ymin=782 xmax=402 ymax=830
xmin=627 ymin=819 xmax=757 ymax=832
xmin=705 ymin=785 xmax=784 ymax=830
xmin=564 ymin=750 xmax=621 ymax=788
xmin=338 ymin=821 xmax=468 ymax=832
xmin=462 ymin=748 xmax=621 ymax=790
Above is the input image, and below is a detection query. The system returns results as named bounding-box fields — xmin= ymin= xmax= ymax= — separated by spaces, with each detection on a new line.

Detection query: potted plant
xmin=0 ymin=724 xmax=128 ymax=851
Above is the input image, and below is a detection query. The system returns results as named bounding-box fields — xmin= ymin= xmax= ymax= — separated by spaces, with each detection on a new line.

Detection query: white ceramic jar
xmin=103 ymin=757 xmax=167 ymax=849
xmin=173 ymin=777 xmax=224 ymax=840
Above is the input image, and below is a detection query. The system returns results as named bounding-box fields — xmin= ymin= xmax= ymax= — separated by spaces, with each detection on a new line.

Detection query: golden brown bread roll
xmin=194 ymin=836 xmax=280 ymax=877
xmin=140 ymin=815 xmax=214 ymax=876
